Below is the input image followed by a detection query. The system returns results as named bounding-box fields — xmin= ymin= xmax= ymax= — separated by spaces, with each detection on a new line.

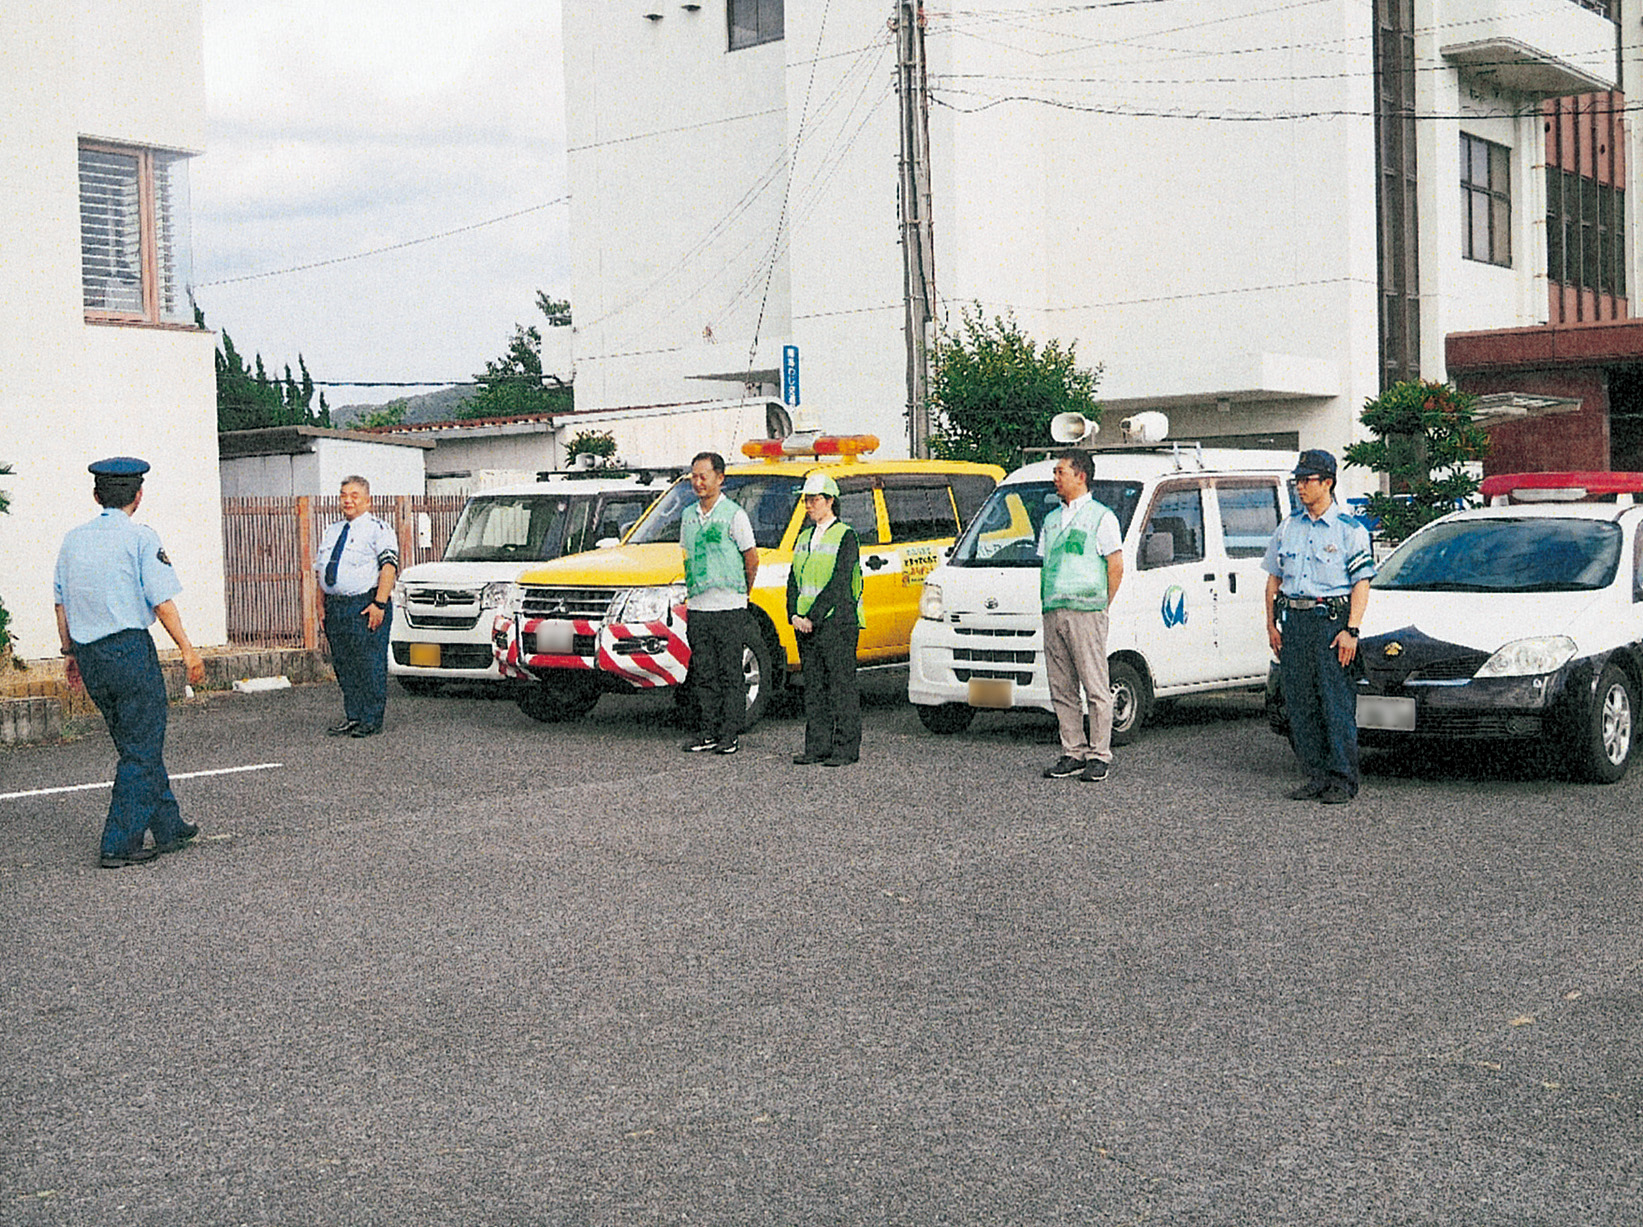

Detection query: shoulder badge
xmin=157 ymin=548 xmax=173 ymax=566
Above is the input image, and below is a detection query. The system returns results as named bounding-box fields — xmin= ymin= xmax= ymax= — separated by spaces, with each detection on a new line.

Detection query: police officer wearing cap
xmin=786 ymin=472 xmax=864 ymax=766
xmin=54 ymin=457 xmax=207 ymax=868
xmin=1262 ymin=449 xmax=1375 ymax=804
xmin=315 ymin=475 xmax=399 ymax=737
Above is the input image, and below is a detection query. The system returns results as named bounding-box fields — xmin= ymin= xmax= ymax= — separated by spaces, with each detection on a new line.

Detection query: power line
xmin=195 ymin=199 xmax=568 ymax=288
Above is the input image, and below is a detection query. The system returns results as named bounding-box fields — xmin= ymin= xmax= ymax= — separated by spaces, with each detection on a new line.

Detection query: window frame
xmin=727 ymin=0 xmax=783 ymax=51
xmin=79 ymin=139 xmax=195 ymax=328
xmin=1460 ymin=133 xmax=1512 ymax=268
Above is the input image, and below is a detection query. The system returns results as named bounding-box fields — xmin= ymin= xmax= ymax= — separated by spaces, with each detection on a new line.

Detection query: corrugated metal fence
xmin=223 ymin=496 xmax=467 ymax=646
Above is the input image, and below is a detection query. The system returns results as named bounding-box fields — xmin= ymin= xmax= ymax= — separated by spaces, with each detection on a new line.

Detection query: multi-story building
xmin=0 ymin=1 xmax=224 ymax=661
xmin=562 ymin=0 xmax=1626 ymax=493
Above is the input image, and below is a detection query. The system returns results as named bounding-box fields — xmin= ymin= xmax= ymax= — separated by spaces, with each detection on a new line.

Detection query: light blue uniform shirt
xmin=54 ymin=508 xmax=183 ymax=643
xmin=315 ymin=512 xmax=400 ymax=597
xmin=1261 ymin=502 xmax=1375 ymax=598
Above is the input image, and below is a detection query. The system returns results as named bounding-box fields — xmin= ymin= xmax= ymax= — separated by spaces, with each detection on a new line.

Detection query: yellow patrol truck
xmin=492 ymin=435 xmax=1002 ymax=725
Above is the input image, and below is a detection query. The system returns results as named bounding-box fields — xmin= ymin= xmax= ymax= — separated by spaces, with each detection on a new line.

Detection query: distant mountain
xmin=332 ymin=385 xmax=474 ymax=428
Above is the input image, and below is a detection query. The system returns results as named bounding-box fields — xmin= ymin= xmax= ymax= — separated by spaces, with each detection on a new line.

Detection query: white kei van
xmin=908 ymin=445 xmax=1299 ymax=741
xmin=389 ymin=472 xmax=673 ymax=692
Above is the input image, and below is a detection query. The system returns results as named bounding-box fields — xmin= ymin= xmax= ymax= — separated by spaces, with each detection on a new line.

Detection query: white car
xmin=909 ymin=445 xmax=1299 ymax=741
xmin=389 ymin=473 xmax=671 ymax=691
xmin=1269 ymin=470 xmax=1643 ymax=783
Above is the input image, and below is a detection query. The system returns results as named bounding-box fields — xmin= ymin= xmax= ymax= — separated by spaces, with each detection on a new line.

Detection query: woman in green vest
xmin=786 ymin=472 xmax=865 ymax=766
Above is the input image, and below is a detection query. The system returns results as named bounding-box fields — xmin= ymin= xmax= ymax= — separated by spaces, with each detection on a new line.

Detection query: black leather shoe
xmin=154 ymin=823 xmax=200 ymax=854
xmin=1317 ymin=785 xmax=1355 ymax=805
xmin=792 ymin=753 xmax=829 ymax=765
xmin=100 ymin=847 xmax=159 ymax=869
xmin=327 ymin=719 xmax=360 ymax=736
xmin=822 ymin=755 xmax=858 ymax=767
xmin=1287 ymin=782 xmax=1327 ymax=801
xmin=349 ymin=723 xmax=382 ymax=738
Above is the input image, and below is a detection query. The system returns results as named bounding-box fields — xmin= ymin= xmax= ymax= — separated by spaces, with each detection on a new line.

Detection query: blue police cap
xmin=88 ymin=457 xmax=151 ymax=477
xmin=1293 ymin=449 xmax=1336 ymax=480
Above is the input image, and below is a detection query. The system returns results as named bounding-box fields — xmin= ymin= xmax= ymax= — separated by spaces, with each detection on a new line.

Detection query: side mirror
xmin=1143 ymin=532 xmax=1175 ymax=567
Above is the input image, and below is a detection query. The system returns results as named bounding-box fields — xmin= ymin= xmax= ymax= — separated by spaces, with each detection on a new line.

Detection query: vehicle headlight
xmin=393 ymin=580 xmax=406 ymax=606
xmin=1474 ymin=635 xmax=1577 ymax=678
xmin=616 ymin=583 xmax=687 ymax=624
xmin=479 ymin=580 xmax=517 ymax=610
xmin=919 ymin=581 xmax=944 ymax=621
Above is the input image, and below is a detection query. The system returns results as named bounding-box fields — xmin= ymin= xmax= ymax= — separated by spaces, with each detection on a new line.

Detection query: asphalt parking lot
xmin=2 ymin=672 xmax=1639 ymax=1225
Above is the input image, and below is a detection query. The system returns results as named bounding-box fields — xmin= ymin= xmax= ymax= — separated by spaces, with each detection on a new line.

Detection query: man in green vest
xmin=1039 ymin=449 xmax=1125 ymax=782
xmin=786 ymin=471 xmax=865 ymax=766
xmin=680 ymin=451 xmax=760 ymax=755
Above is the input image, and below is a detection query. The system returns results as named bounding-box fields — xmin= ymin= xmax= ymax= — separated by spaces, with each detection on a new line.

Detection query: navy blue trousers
xmin=1279 ymin=605 xmax=1359 ymax=794
xmin=688 ymin=608 xmax=748 ymax=742
xmin=74 ymin=628 xmax=189 ymax=857
xmin=324 ymin=594 xmax=391 ymax=728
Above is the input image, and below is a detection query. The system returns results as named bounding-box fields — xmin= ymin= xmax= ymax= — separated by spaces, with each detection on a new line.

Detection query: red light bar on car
xmin=1481 ymin=471 xmax=1643 ymax=506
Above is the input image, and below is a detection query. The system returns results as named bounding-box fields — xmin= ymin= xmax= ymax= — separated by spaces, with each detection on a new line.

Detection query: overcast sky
xmin=191 ymin=0 xmax=571 ymax=409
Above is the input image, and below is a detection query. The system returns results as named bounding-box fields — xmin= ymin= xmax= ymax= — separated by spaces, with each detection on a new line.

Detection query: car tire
xmin=739 ymin=624 xmax=775 ymax=730
xmin=917 ymin=702 xmax=975 ymax=735
xmin=1108 ymin=658 xmax=1150 ymax=747
xmin=396 ymin=678 xmax=441 ymax=697
xmin=516 ymin=676 xmax=601 ymax=723
xmin=1576 ymin=662 xmax=1635 ymax=784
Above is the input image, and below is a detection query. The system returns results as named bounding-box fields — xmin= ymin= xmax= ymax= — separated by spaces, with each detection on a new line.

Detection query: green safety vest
xmin=793 ymin=519 xmax=865 ymax=628
xmin=681 ymin=496 xmax=748 ymax=598
xmin=1041 ymin=498 xmax=1115 ymax=612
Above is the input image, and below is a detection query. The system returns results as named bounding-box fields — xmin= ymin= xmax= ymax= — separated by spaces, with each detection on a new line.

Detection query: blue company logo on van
xmin=1161 ymin=585 xmax=1187 ymax=628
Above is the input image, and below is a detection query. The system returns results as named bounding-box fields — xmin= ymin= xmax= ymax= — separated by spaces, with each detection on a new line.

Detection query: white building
xmin=562 ymin=0 xmax=1625 ymax=495
xmin=0 ymin=1 xmax=223 ymax=661
xmin=218 ymin=427 xmax=433 ymax=499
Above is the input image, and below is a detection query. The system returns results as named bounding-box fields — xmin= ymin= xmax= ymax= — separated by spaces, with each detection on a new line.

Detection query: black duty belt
xmin=1277 ymin=594 xmax=1349 ymax=616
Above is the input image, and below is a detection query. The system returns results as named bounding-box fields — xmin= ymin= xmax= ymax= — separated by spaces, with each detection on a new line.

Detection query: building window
xmin=728 ymin=0 xmax=782 ymax=50
xmin=79 ymin=141 xmax=194 ymax=325
xmin=1548 ymin=166 xmax=1626 ymax=298
xmin=1460 ymin=134 xmax=1511 ymax=266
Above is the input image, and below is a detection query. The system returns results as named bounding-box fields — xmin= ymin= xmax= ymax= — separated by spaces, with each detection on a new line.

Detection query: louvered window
xmin=79 ymin=141 xmax=194 ymax=325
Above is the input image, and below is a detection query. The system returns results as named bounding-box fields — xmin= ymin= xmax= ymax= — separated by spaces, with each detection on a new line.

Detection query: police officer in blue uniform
xmin=1262 ymin=449 xmax=1375 ymax=804
xmin=55 ymin=457 xmax=207 ymax=868
xmin=314 ymin=475 xmax=399 ymax=737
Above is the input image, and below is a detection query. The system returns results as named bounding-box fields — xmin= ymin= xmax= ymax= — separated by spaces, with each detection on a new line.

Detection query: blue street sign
xmin=783 ymin=345 xmax=800 ymax=407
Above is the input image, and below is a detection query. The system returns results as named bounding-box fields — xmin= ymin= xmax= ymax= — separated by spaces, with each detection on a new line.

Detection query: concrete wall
xmin=0 ymin=0 xmax=224 ymax=662
xmin=221 ymin=439 xmax=428 ymax=498
xmin=561 ymin=0 xmax=1624 ymax=498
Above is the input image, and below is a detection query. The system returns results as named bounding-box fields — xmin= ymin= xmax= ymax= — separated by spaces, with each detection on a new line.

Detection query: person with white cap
xmin=786 ymin=471 xmax=864 ymax=766
xmin=54 ymin=457 xmax=206 ymax=868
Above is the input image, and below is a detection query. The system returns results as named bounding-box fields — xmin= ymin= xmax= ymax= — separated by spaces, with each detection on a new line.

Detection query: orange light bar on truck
xmin=740 ymin=434 xmax=882 ymax=463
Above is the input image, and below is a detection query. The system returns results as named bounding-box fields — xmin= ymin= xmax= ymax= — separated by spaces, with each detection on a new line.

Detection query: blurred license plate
xmin=1357 ymin=695 xmax=1416 ymax=731
xmin=969 ymin=678 xmax=1014 ymax=709
xmin=407 ymin=643 xmax=441 ymax=668
xmin=534 ymin=621 xmax=574 ymax=655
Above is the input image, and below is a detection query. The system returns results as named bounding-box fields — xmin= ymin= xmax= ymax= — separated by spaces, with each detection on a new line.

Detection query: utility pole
xmin=895 ymin=1 xmax=936 ymax=458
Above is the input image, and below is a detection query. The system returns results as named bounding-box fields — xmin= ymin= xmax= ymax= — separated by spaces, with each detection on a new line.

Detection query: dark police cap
xmin=88 ymin=457 xmax=151 ymax=477
xmin=1292 ymin=448 xmax=1336 ymax=480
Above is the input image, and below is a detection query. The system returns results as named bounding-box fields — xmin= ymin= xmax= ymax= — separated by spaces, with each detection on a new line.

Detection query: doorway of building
xmin=1610 ymin=366 xmax=1643 ymax=472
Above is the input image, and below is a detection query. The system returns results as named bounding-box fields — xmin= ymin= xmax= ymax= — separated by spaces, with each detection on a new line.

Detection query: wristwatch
xmin=1343 ymin=626 xmax=1360 ymax=638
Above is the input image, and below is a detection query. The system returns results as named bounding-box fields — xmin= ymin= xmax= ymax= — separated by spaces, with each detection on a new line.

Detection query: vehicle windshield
xmin=626 ymin=473 xmax=805 ymax=550
xmin=443 ymin=493 xmax=576 ymax=563
xmin=1374 ymin=516 xmax=1622 ymax=593
xmin=948 ymin=480 xmax=1144 ymax=567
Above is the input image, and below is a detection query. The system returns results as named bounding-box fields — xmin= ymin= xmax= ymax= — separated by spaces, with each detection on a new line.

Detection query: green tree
xmin=1342 ymin=379 xmax=1490 ymax=547
xmin=355 ymin=400 xmax=409 ymax=430
xmin=927 ymin=305 xmax=1102 ymax=471
xmin=203 ymin=308 xmax=331 ymax=431
xmin=458 ymin=292 xmax=573 ymax=421
xmin=564 ymin=429 xmax=618 ymax=467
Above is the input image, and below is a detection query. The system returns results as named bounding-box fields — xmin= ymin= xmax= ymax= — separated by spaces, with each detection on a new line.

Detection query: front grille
xmin=405 ymin=587 xmax=479 ymax=607
xmin=405 ymin=613 xmax=480 ymax=630
xmin=521 ymin=586 xmax=618 ymax=620
xmin=1406 ymin=654 xmax=1489 ymax=683
xmin=953 ymin=647 xmax=1035 ymax=665
xmin=955 ymin=667 xmax=1034 ymax=685
xmin=953 ymin=623 xmax=1034 ymax=637
xmin=1404 ymin=710 xmax=1543 ymax=739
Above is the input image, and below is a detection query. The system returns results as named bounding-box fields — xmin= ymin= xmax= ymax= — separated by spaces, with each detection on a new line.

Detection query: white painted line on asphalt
xmin=0 ymin=762 xmax=284 ymax=802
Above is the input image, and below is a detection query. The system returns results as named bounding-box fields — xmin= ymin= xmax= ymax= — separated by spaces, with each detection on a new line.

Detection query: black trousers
xmin=798 ymin=620 xmax=860 ymax=760
xmin=689 ymin=607 xmax=748 ymax=742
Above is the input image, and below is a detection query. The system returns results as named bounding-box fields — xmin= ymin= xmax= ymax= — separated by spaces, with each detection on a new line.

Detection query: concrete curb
xmin=0 ymin=646 xmax=335 ymax=745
